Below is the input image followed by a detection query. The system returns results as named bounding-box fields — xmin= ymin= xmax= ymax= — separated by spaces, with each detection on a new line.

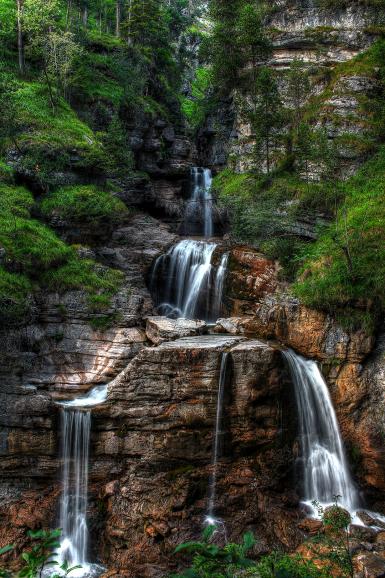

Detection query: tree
xmin=206 ymin=0 xmax=244 ymax=94
xmin=287 ymin=59 xmax=310 ymax=136
xmin=250 ymin=67 xmax=284 ymax=174
xmin=16 ymin=0 xmax=25 ymax=75
xmin=23 ymin=0 xmax=81 ymax=111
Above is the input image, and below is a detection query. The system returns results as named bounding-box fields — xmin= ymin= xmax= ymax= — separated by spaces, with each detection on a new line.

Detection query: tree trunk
xmin=82 ymin=5 xmax=88 ymax=27
xmin=16 ymin=0 xmax=25 ymax=76
xmin=127 ymin=0 xmax=133 ymax=45
xmin=42 ymin=62 xmax=56 ymax=115
xmin=66 ymin=0 xmax=72 ymax=29
xmin=115 ymin=0 xmax=120 ymax=37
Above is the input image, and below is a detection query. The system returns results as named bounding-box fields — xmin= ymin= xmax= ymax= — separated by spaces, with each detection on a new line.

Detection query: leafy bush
xmin=170 ymin=524 xmax=256 ymax=578
xmin=0 ymin=529 xmax=80 ymax=578
xmin=254 ymin=552 xmax=327 ymax=578
xmin=181 ymin=67 xmax=213 ymax=131
xmin=40 ymin=184 xmax=128 ymax=227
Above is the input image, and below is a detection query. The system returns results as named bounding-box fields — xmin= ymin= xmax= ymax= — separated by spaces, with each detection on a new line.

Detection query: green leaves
xmin=0 ymin=528 xmax=83 ymax=578
xmin=172 ymin=525 xmax=257 ymax=577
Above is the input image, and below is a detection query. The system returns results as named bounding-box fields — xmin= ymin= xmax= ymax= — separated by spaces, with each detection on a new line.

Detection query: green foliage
xmin=0 ymin=529 xmax=81 ymax=578
xmin=0 ymin=268 xmax=32 ymax=325
xmin=42 ymin=257 xmax=124 ymax=296
xmin=294 ymin=146 xmax=385 ymax=311
xmin=171 ymin=525 xmax=256 ymax=578
xmin=254 ymin=552 xmax=326 ymax=578
xmin=0 ymin=184 xmax=71 ymax=275
xmin=181 ymin=67 xmax=213 ymax=130
xmin=40 ymin=185 xmax=128 ymax=227
xmin=171 ymin=525 xmax=325 ymax=578
xmin=310 ymin=498 xmax=353 ymax=577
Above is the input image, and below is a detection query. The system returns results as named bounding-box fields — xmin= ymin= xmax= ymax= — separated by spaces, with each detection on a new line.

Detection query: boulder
xmin=146 ymin=317 xmax=207 ymax=345
xmin=355 ymin=553 xmax=385 ymax=578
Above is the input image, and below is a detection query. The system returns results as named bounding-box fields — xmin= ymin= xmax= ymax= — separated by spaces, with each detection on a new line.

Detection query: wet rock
xmin=350 ymin=525 xmax=378 ymax=543
xmin=355 ymin=553 xmax=385 ymax=577
xmin=246 ymin=294 xmax=374 ymax=363
xmin=146 ymin=317 xmax=207 ymax=345
xmin=357 ymin=512 xmax=385 ymax=530
xmin=298 ymin=518 xmax=323 ymax=535
xmin=90 ymin=335 xmax=300 ymax=574
xmin=226 ymin=248 xmax=279 ymax=315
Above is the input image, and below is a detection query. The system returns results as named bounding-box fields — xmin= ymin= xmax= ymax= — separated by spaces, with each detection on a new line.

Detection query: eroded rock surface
xmin=146 ymin=317 xmax=207 ymax=345
xmin=89 ymin=335 xmax=300 ymax=576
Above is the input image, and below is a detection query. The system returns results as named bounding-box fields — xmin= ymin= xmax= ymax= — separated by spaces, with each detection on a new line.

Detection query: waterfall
xmin=206 ymin=352 xmax=229 ymax=523
xmin=184 ymin=167 xmax=213 ymax=237
xmin=57 ymin=385 xmax=108 ymax=575
xmin=283 ymin=350 xmax=359 ymax=514
xmin=150 ymin=240 xmax=228 ymax=322
xmin=59 ymin=409 xmax=91 ymax=570
xmin=212 ymin=252 xmax=229 ymax=320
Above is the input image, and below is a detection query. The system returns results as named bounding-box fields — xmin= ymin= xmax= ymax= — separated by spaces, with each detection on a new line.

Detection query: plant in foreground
xmin=0 ymin=529 xmax=80 ymax=578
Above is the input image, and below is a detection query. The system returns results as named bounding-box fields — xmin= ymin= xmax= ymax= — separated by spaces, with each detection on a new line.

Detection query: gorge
xmin=1 ymin=0 xmax=385 ymax=577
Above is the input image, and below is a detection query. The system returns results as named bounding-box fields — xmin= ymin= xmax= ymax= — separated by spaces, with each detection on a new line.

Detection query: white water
xmin=283 ymin=350 xmax=359 ymax=515
xmin=185 ymin=167 xmax=213 ymax=237
xmin=56 ymin=386 xmax=108 ymax=576
xmin=150 ymin=240 xmax=227 ymax=322
xmin=206 ymin=352 xmax=229 ymax=523
xmin=59 ymin=385 xmax=108 ymax=408
xmin=59 ymin=409 xmax=90 ymax=572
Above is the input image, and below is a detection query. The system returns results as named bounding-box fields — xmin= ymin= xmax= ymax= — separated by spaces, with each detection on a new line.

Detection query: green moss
xmin=89 ymin=313 xmax=121 ymax=331
xmin=40 ymin=184 xmax=128 ymax=227
xmin=0 ymin=160 xmax=14 ymax=183
xmin=42 ymin=257 xmax=124 ymax=295
xmin=0 ymin=184 xmax=71 ymax=274
xmin=294 ymin=146 xmax=385 ymax=311
xmin=4 ymin=80 xmax=108 ymax=189
xmin=0 ymin=267 xmax=32 ymax=324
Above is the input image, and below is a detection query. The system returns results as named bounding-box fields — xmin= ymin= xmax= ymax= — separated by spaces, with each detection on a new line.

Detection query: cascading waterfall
xmin=184 ymin=167 xmax=213 ymax=237
xmin=206 ymin=352 xmax=229 ymax=523
xmin=283 ymin=350 xmax=359 ymax=515
xmin=57 ymin=385 xmax=108 ymax=575
xmin=150 ymin=240 xmax=228 ymax=322
xmin=59 ymin=409 xmax=90 ymax=570
xmin=149 ymin=166 xmax=228 ymax=322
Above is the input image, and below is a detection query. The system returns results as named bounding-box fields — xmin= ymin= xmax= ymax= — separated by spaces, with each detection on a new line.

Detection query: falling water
xmin=184 ymin=167 xmax=213 ymax=237
xmin=150 ymin=240 xmax=228 ymax=322
xmin=57 ymin=385 xmax=108 ymax=575
xmin=59 ymin=409 xmax=91 ymax=570
xmin=206 ymin=352 xmax=229 ymax=523
xmin=283 ymin=350 xmax=359 ymax=515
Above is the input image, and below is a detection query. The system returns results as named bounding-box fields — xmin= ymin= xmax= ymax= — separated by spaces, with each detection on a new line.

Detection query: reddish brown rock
xmin=90 ymin=335 xmax=301 ymax=576
xmin=226 ymin=248 xmax=280 ymax=315
xmin=298 ymin=518 xmax=323 ymax=536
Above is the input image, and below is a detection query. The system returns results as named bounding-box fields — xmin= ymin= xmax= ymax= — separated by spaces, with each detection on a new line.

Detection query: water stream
xmin=206 ymin=352 xmax=229 ymax=524
xmin=57 ymin=385 xmax=108 ymax=576
xmin=150 ymin=167 xmax=228 ymax=322
xmin=283 ymin=350 xmax=360 ymax=515
xmin=150 ymin=240 xmax=228 ymax=322
xmin=184 ymin=167 xmax=213 ymax=237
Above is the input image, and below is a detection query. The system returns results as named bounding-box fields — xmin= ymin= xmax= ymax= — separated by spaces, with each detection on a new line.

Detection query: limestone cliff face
xmin=93 ymin=336 xmax=300 ymax=576
xmin=202 ymin=0 xmax=383 ymax=180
